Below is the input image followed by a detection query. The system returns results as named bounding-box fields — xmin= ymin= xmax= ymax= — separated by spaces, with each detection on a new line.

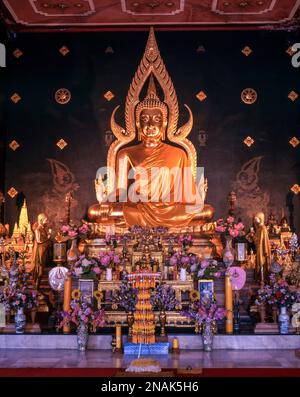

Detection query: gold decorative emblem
xmin=288 ymin=91 xmax=298 ymax=102
xmin=13 ymin=49 xmax=23 ymax=58
xmin=289 ymin=137 xmax=300 ymax=148
xmin=196 ymin=91 xmax=207 ymax=102
xmin=56 ymin=139 xmax=68 ymax=150
xmin=9 ymin=140 xmax=20 ymax=151
xmin=55 ymin=88 xmax=71 ymax=104
xmin=196 ymin=45 xmax=206 ymax=54
xmin=241 ymin=88 xmax=257 ymax=105
xmin=241 ymin=46 xmax=252 ymax=56
xmin=286 ymin=46 xmax=296 ymax=56
xmin=10 ymin=93 xmax=21 ymax=104
xmin=291 ymin=184 xmax=300 ymax=195
xmin=104 ymin=91 xmax=115 ymax=101
xmin=59 ymin=46 xmax=70 ymax=56
xmin=105 ymin=46 xmax=114 ymax=54
xmin=243 ymin=136 xmax=255 ymax=147
xmin=7 ymin=187 xmax=18 ymax=198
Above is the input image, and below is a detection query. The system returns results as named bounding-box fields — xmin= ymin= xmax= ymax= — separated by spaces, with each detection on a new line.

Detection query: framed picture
xmin=79 ymin=279 xmax=95 ymax=304
xmin=198 ymin=279 xmax=214 ymax=302
xmin=236 ymin=243 xmax=247 ymax=261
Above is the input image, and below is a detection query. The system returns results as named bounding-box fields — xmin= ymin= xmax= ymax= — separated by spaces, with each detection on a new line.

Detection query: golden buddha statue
xmin=88 ymin=28 xmax=213 ymax=228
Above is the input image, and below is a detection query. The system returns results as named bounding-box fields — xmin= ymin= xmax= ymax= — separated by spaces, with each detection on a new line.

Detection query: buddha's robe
xmin=114 ymin=142 xmax=203 ymax=227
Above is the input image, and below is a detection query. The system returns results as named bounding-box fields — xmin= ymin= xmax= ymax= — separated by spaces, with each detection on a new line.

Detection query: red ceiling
xmin=1 ymin=0 xmax=300 ymax=30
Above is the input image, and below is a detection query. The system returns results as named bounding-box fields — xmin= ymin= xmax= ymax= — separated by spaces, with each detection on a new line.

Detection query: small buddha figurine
xmin=31 ymin=213 xmax=51 ymax=287
xmin=253 ymin=212 xmax=271 ymax=285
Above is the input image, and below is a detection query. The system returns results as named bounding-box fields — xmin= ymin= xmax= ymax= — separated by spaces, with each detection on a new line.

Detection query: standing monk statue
xmin=253 ymin=212 xmax=271 ymax=285
xmin=31 ymin=213 xmax=51 ymax=288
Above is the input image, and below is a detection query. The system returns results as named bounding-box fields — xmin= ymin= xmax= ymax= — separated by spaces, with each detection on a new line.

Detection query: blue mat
xmin=124 ymin=342 xmax=169 ymax=355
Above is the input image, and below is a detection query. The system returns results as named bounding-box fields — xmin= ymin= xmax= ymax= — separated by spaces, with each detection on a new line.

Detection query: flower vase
xmin=202 ymin=321 xmax=214 ymax=352
xmin=77 ymin=322 xmax=89 ymax=351
xmin=159 ymin=311 xmax=167 ymax=337
xmin=223 ymin=236 xmax=235 ymax=267
xmin=15 ymin=308 xmax=26 ymax=334
xmin=67 ymin=238 xmax=79 ymax=263
xmin=106 ymin=268 xmax=113 ymax=281
xmin=279 ymin=306 xmax=290 ymax=335
xmin=180 ymin=268 xmax=187 ymax=282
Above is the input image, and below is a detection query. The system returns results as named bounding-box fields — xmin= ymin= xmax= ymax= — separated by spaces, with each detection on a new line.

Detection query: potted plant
xmin=182 ymin=297 xmax=226 ymax=351
xmin=169 ymin=251 xmax=197 ymax=281
xmin=215 ymin=217 xmax=245 ymax=267
xmin=0 ymin=271 xmax=38 ymax=333
xmin=111 ymin=281 xmax=138 ymax=336
xmin=255 ymin=274 xmax=300 ymax=332
xmin=191 ymin=258 xmax=221 ymax=281
xmin=99 ymin=250 xmax=121 ymax=281
xmin=72 ymin=254 xmax=101 ymax=279
xmin=150 ymin=284 xmax=179 ymax=337
xmin=59 ymin=299 xmax=105 ymax=350
xmin=61 ymin=222 xmax=91 ymax=262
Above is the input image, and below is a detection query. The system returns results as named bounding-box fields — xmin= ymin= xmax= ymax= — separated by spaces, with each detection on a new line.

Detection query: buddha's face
xmin=139 ymin=108 xmax=164 ymax=146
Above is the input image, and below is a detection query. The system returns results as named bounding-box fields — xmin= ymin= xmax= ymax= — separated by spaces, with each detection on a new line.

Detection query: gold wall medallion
xmin=241 ymin=46 xmax=252 ymax=56
xmin=7 ymin=187 xmax=18 ymax=198
xmin=105 ymin=46 xmax=114 ymax=54
xmin=9 ymin=140 xmax=20 ymax=151
xmin=56 ymin=139 xmax=68 ymax=150
xmin=196 ymin=45 xmax=206 ymax=53
xmin=59 ymin=46 xmax=70 ymax=56
xmin=55 ymin=88 xmax=71 ymax=104
xmin=241 ymin=88 xmax=257 ymax=104
xmin=104 ymin=90 xmax=115 ymax=101
xmin=291 ymin=184 xmax=300 ymax=194
xmin=243 ymin=136 xmax=255 ymax=147
xmin=13 ymin=49 xmax=23 ymax=58
xmin=196 ymin=90 xmax=207 ymax=102
xmin=288 ymin=91 xmax=298 ymax=102
xmin=289 ymin=137 xmax=300 ymax=148
xmin=10 ymin=93 xmax=21 ymax=103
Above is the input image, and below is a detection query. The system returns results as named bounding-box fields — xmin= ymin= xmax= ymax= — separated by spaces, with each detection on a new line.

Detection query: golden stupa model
xmin=88 ymin=28 xmax=214 ymax=229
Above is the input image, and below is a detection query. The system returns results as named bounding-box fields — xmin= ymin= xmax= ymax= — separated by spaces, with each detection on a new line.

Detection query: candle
xmin=225 ymin=274 xmax=233 ymax=334
xmin=116 ymin=325 xmax=122 ymax=349
xmin=172 ymin=337 xmax=179 ymax=349
xmin=63 ymin=273 xmax=72 ymax=333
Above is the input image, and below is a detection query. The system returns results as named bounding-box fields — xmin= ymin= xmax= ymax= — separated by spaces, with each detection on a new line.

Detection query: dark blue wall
xmin=3 ymin=30 xmax=300 ymax=232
